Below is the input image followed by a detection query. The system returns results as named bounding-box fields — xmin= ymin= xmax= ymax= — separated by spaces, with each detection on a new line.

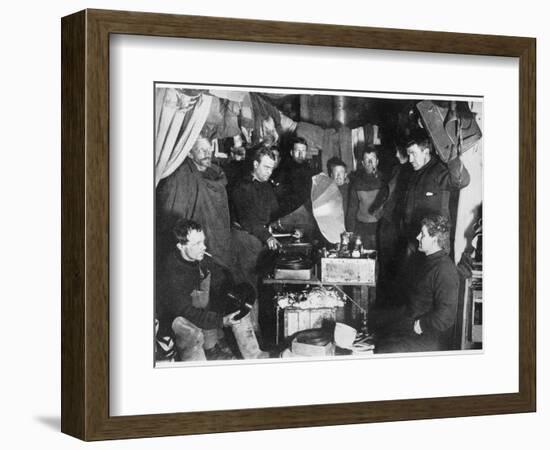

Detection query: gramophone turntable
xmin=273 ymin=231 xmax=314 ymax=280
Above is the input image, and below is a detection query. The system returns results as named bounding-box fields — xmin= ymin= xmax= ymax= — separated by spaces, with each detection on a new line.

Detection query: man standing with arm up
xmin=391 ymin=127 xmax=470 ymax=305
xmin=402 ymin=128 xmax=470 ymax=255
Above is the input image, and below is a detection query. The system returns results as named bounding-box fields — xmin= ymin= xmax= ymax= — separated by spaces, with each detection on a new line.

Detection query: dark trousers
xmin=374 ymin=331 xmax=444 ymax=353
xmin=354 ymin=221 xmax=378 ymax=251
xmin=369 ymin=305 xmax=447 ymax=354
xmin=230 ymin=228 xmax=275 ymax=334
xmin=377 ymin=218 xmax=401 ymax=305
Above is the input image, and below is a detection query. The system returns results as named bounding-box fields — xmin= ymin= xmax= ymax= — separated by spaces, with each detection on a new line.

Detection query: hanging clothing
xmin=155 ymin=88 xmax=213 ymax=185
xmin=279 ymin=112 xmax=298 ymax=133
xmin=250 ymin=93 xmax=282 ymax=144
xmin=216 ymin=99 xmax=242 ymax=139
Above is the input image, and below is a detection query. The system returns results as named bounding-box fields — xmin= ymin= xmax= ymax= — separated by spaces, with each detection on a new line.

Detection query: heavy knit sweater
xmin=156 ymin=251 xmax=223 ymax=336
xmin=347 ymin=169 xmax=388 ymax=230
xmin=406 ymin=250 xmax=459 ymax=335
xmin=231 ymin=174 xmax=279 ymax=243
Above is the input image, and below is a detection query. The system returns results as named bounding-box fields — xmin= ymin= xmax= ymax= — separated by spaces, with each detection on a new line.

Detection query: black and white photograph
xmin=154 ymin=84 xmax=483 ymax=365
xmin=1 ymin=0 xmax=544 ymax=445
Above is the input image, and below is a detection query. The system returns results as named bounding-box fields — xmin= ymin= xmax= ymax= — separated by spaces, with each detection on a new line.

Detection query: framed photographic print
xmin=61 ymin=9 xmax=536 ymax=440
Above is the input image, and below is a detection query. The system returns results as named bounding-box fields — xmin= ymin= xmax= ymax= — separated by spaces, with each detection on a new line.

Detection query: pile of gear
xmin=276 ymin=286 xmax=345 ymax=310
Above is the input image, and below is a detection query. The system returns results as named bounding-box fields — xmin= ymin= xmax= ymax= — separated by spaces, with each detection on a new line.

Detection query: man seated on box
xmin=156 ymin=219 xmax=266 ymax=361
xmin=371 ymin=215 xmax=459 ymax=353
xmin=230 ymin=147 xmax=282 ymax=334
xmin=231 ymin=148 xmax=281 ymax=265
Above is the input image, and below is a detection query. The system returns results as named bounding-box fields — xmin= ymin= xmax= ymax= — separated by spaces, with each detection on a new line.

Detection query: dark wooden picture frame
xmin=61 ymin=9 xmax=536 ymax=441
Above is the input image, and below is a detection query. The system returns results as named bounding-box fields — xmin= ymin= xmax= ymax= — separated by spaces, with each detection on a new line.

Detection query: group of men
xmin=155 ymin=136 xmax=318 ymax=361
xmin=155 ymin=125 xmax=471 ymax=360
xmin=330 ymin=130 xmax=469 ymax=279
xmin=326 ymin=128 xmax=470 ymax=352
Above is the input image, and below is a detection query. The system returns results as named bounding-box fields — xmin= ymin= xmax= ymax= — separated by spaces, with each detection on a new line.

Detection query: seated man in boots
xmin=371 ymin=215 xmax=459 ymax=353
xmin=156 ymin=219 xmax=253 ymax=361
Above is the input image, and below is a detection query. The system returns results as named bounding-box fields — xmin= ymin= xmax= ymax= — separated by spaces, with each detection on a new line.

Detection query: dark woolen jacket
xmin=406 ymin=250 xmax=459 ymax=335
xmin=338 ymin=182 xmax=350 ymax=218
xmin=403 ymin=156 xmax=469 ymax=238
xmin=223 ymin=160 xmax=248 ymax=192
xmin=276 ymin=159 xmax=319 ymax=216
xmin=231 ymin=175 xmax=279 ymax=243
xmin=156 ymin=251 xmax=223 ymax=337
xmin=381 ymin=163 xmax=413 ymax=224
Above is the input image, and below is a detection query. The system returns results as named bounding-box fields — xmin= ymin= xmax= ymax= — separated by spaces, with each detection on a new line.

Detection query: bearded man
xmin=156 ymin=136 xmax=233 ymax=269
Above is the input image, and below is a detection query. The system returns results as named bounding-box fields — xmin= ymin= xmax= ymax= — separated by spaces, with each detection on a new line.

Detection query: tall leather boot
xmin=231 ymin=313 xmax=269 ymax=359
xmin=171 ymin=317 xmax=206 ymax=361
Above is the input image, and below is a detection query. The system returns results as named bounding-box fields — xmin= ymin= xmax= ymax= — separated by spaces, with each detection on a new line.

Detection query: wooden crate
xmin=274 ymin=268 xmax=313 ymax=280
xmin=321 ymin=257 xmax=376 ymax=284
xmin=282 ymin=307 xmax=344 ymax=338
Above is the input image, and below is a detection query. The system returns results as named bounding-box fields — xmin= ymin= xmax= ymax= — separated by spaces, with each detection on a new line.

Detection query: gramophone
xmin=271 ymin=228 xmax=314 ymax=280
